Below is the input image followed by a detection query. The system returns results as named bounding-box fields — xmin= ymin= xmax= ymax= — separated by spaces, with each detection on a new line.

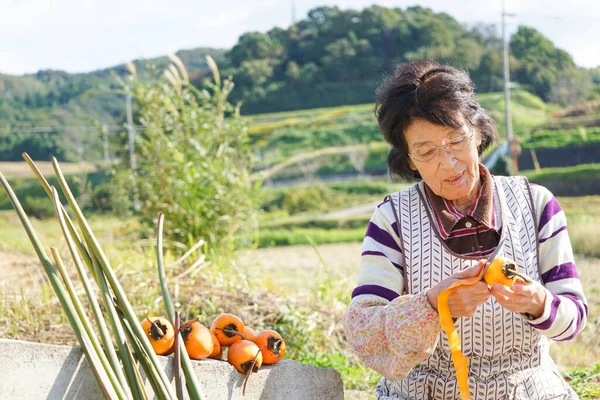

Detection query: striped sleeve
xmin=343 ymin=199 xmax=440 ymax=380
xmin=353 ymin=199 xmax=404 ymax=300
xmin=527 ymin=184 xmax=588 ymax=341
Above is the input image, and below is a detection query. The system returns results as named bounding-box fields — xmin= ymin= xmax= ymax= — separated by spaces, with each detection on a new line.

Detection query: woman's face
xmin=405 ymin=117 xmax=482 ymax=202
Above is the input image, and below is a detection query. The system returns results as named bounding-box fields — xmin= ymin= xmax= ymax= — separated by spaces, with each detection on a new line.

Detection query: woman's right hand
xmin=426 ymin=261 xmax=492 ymax=318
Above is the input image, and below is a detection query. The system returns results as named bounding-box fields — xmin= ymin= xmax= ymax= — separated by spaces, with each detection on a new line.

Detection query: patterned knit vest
xmin=376 ymin=176 xmax=575 ymax=400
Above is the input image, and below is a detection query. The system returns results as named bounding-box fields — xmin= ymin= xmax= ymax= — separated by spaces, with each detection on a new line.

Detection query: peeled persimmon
xmin=242 ymin=326 xmax=259 ymax=342
xmin=181 ymin=319 xmax=213 ymax=360
xmin=438 ymin=257 xmax=532 ymax=400
xmin=141 ymin=317 xmax=175 ymax=355
xmin=228 ymin=339 xmax=263 ymax=374
xmin=210 ymin=313 xmax=244 ymax=346
xmin=483 ymin=257 xmax=517 ymax=286
xmin=254 ymin=329 xmax=286 ymax=365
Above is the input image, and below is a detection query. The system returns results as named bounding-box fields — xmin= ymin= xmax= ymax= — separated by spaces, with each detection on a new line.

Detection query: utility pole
xmin=68 ymin=127 xmax=84 ymax=204
xmin=126 ymin=94 xmax=140 ymax=210
xmin=102 ymin=123 xmax=110 ymax=169
xmin=502 ymin=0 xmax=518 ymax=171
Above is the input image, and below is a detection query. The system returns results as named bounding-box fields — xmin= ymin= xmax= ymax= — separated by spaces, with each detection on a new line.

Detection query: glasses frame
xmin=408 ymin=130 xmax=475 ymax=162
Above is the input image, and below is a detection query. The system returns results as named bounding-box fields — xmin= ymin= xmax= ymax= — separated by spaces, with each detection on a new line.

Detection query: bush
xmin=328 ymin=180 xmax=389 ymax=195
xmin=114 ymin=57 xmax=260 ymax=261
xmin=260 ymin=183 xmax=347 ymax=215
xmin=256 ymin=228 xmax=365 ymax=247
xmin=263 ymin=216 xmax=371 ymax=231
xmin=22 ymin=196 xmax=55 ymax=219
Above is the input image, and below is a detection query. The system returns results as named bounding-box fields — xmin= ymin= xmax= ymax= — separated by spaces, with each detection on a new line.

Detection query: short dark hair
xmin=374 ymin=60 xmax=497 ymax=181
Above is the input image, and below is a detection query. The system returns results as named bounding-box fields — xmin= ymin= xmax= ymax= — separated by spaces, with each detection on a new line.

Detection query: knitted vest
xmin=376 ymin=176 xmax=575 ymax=400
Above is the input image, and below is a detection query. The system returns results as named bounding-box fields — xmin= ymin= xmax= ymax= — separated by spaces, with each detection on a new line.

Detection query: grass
xmin=521 ymin=126 xmax=600 ymax=150
xmin=0 ymin=161 xmax=98 ymax=179
xmin=246 ymin=89 xmax=557 ymax=182
xmin=522 ymin=164 xmax=600 ymax=183
xmin=256 ymin=227 xmax=367 ymax=248
xmin=0 ymin=208 xmax=599 ymax=398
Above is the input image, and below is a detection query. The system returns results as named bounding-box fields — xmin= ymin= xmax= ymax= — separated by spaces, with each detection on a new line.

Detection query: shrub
xmin=114 ymin=57 xmax=260 ymax=261
xmin=22 ymin=196 xmax=55 ymax=219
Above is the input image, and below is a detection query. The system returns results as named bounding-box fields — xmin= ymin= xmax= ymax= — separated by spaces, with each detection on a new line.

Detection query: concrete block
xmin=0 ymin=338 xmax=344 ymax=400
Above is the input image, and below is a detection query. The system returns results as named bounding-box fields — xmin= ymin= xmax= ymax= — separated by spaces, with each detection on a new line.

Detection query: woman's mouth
xmin=445 ymin=171 xmax=464 ymax=185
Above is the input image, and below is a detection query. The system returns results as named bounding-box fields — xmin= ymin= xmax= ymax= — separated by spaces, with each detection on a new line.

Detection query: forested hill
xmin=0 ymin=48 xmax=227 ymax=130
xmin=224 ymin=5 xmax=600 ymax=114
xmin=2 ymin=4 xmax=600 ymax=130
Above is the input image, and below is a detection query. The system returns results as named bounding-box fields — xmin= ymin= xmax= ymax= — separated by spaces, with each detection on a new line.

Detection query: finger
xmin=510 ymin=283 xmax=530 ymax=295
xmin=455 ymin=261 xmax=487 ymax=279
xmin=491 ymin=283 xmax=513 ymax=297
xmin=471 ymin=281 xmax=492 ymax=293
xmin=491 ymin=290 xmax=510 ymax=304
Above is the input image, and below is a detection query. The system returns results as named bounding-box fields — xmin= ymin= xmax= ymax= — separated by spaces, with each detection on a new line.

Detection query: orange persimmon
xmin=210 ymin=313 xmax=244 ymax=346
xmin=242 ymin=326 xmax=259 ymax=342
xmin=208 ymin=331 xmax=222 ymax=359
xmin=181 ymin=319 xmax=213 ymax=360
xmin=228 ymin=339 xmax=263 ymax=374
xmin=483 ymin=256 xmax=517 ymax=286
xmin=141 ymin=317 xmax=175 ymax=355
xmin=254 ymin=330 xmax=286 ymax=365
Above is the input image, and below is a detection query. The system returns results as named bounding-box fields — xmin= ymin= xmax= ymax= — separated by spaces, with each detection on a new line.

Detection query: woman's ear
xmin=475 ymin=129 xmax=482 ymax=147
xmin=408 ymin=158 xmax=417 ymax=171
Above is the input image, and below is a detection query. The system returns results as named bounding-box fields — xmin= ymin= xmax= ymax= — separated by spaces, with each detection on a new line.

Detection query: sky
xmin=2 ymin=0 xmax=600 ymax=75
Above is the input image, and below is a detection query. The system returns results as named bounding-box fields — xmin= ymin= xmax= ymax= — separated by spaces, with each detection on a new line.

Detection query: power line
xmin=515 ymin=13 xmax=600 ymax=21
xmin=0 ymin=125 xmax=144 ymax=134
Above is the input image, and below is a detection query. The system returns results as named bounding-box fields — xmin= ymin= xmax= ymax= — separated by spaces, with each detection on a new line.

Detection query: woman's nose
xmin=439 ymin=147 xmax=457 ymax=167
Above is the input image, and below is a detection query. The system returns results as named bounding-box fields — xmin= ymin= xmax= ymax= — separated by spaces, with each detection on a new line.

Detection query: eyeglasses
xmin=408 ymin=131 xmax=474 ymax=162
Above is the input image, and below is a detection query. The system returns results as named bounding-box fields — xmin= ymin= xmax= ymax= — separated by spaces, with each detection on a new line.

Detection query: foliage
xmin=565 ymin=363 xmax=600 ymax=399
xmin=0 ymin=172 xmax=103 ymax=212
xmin=3 ymin=5 xmax=596 ymax=161
xmin=113 ymin=57 xmax=260 ymax=261
xmin=253 ymin=227 xmax=366 ymax=248
xmin=222 ymin=5 xmax=593 ymax=114
xmin=522 ymin=163 xmax=600 ymax=182
xmin=0 ymin=132 xmax=75 ymax=161
xmin=260 ymin=183 xmax=343 ymax=214
xmin=21 ymin=196 xmax=56 ymax=219
xmin=510 ymin=26 xmax=578 ymax=102
xmin=521 ymin=127 xmax=600 ymax=149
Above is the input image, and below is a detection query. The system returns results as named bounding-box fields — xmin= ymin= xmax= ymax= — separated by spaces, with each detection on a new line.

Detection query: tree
xmin=548 ymin=67 xmax=593 ymax=106
xmin=227 ymin=32 xmax=284 ymax=67
xmin=510 ymin=26 xmax=576 ymax=100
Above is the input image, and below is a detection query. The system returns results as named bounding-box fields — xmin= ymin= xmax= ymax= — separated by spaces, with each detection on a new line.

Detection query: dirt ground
xmin=0 ymin=250 xmax=48 ymax=295
xmin=236 ymin=242 xmax=363 ymax=295
xmin=0 ymin=242 xmax=365 ymax=297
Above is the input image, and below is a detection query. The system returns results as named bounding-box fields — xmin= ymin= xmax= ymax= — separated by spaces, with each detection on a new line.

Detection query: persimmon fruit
xmin=181 ymin=319 xmax=213 ymax=360
xmin=208 ymin=331 xmax=222 ymax=359
xmin=210 ymin=313 xmax=244 ymax=346
xmin=254 ymin=330 xmax=286 ymax=365
xmin=483 ymin=256 xmax=517 ymax=286
xmin=242 ymin=326 xmax=259 ymax=342
xmin=141 ymin=317 xmax=175 ymax=355
xmin=228 ymin=339 xmax=263 ymax=374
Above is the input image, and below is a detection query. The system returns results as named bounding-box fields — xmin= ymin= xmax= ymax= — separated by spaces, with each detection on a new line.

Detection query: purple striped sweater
xmin=343 ymin=181 xmax=588 ymax=382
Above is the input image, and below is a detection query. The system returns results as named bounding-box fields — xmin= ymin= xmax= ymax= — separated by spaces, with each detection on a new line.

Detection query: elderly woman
xmin=343 ymin=60 xmax=588 ymax=400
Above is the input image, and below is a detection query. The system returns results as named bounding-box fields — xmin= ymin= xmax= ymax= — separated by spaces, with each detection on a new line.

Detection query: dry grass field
xmin=0 ymin=161 xmax=98 ymax=179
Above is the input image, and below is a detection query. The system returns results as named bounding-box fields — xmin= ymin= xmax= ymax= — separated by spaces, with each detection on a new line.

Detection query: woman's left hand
xmin=491 ymin=281 xmax=547 ymax=319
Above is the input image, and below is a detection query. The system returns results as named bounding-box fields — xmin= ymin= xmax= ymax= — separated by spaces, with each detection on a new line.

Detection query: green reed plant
xmin=0 ymin=154 xmax=207 ymax=400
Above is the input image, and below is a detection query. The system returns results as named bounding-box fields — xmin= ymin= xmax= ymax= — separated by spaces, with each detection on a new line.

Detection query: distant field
xmin=246 ymin=90 xmax=558 ymax=180
xmin=0 ymin=161 xmax=98 ymax=178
